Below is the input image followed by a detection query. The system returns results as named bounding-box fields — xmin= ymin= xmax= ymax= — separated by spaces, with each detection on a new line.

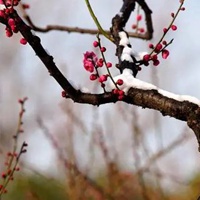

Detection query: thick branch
xmin=110 ymin=0 xmax=139 ymax=76
xmin=110 ymin=0 xmax=153 ymax=44
xmin=126 ymin=88 xmax=200 ymax=150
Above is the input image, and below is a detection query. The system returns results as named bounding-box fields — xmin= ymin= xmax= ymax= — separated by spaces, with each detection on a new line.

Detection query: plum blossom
xmin=83 ymin=51 xmax=98 ymax=73
xmin=162 ymin=49 xmax=170 ymax=59
xmin=0 ymin=0 xmax=20 ymax=7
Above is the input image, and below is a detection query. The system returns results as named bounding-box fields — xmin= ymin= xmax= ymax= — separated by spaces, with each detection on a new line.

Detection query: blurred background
xmin=0 ymin=0 xmax=200 ymax=199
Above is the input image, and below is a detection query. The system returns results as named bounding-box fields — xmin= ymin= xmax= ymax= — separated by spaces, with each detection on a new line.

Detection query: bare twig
xmin=23 ymin=15 xmax=150 ymax=39
xmin=136 ymin=130 xmax=192 ymax=175
xmin=135 ymin=0 xmax=153 ymax=40
xmin=37 ymin=118 xmax=111 ymax=199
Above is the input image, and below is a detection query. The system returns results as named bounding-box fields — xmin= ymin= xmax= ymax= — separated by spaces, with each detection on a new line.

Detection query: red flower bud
xmin=162 ymin=49 xmax=170 ymax=59
xmin=90 ymin=74 xmax=97 ymax=81
xmin=171 ymin=25 xmax=177 ymax=31
xmin=20 ymin=38 xmax=27 ymax=45
xmin=93 ymin=41 xmax=99 ymax=48
xmin=116 ymin=79 xmax=124 ymax=86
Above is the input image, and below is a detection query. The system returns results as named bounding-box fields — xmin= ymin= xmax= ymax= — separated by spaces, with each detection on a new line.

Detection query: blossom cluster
xmin=0 ymin=3 xmax=27 ymax=44
xmin=142 ymin=41 xmax=170 ymax=67
xmin=81 ymin=40 xmax=125 ymax=100
xmin=138 ymin=2 xmax=185 ymax=68
xmin=0 ymin=0 xmax=20 ymax=7
xmin=83 ymin=51 xmax=98 ymax=73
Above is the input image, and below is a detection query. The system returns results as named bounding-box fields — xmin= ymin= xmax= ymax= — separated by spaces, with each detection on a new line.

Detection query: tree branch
xmin=0 ymin=5 xmax=199 ymax=151
xmin=126 ymin=88 xmax=200 ymax=150
xmin=110 ymin=0 xmax=153 ymax=76
xmin=136 ymin=0 xmax=153 ymax=40
xmin=24 ymin=14 xmax=149 ymax=39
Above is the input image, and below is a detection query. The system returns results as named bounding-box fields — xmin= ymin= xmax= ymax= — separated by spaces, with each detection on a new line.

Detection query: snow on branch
xmin=110 ymin=0 xmax=153 ymax=77
xmin=109 ymin=69 xmax=200 ymax=106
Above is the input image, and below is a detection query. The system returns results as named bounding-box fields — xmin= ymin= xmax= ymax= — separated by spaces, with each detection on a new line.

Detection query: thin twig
xmin=135 ymin=130 xmax=192 ymax=175
xmin=84 ymin=0 xmax=112 ymax=42
xmin=23 ymin=14 xmax=150 ymax=40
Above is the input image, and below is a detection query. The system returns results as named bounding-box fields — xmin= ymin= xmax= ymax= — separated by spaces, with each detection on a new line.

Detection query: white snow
xmin=180 ymin=95 xmax=200 ymax=105
xmin=119 ymin=31 xmax=129 ymax=46
xmin=123 ymin=46 xmax=133 ymax=55
xmin=119 ymin=31 xmax=148 ymax=62
xmin=132 ymin=51 xmax=148 ymax=61
xmin=107 ymin=69 xmax=200 ymax=106
xmin=119 ymin=31 xmax=127 ymax=41
xmin=108 ymin=69 xmax=157 ymax=93
xmin=117 ymin=12 xmax=123 ymax=17
xmin=118 ymin=32 xmax=134 ymax=62
xmin=121 ymin=54 xmax=133 ymax=62
xmin=158 ymin=89 xmax=181 ymax=101
xmin=119 ymin=37 xmax=130 ymax=47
